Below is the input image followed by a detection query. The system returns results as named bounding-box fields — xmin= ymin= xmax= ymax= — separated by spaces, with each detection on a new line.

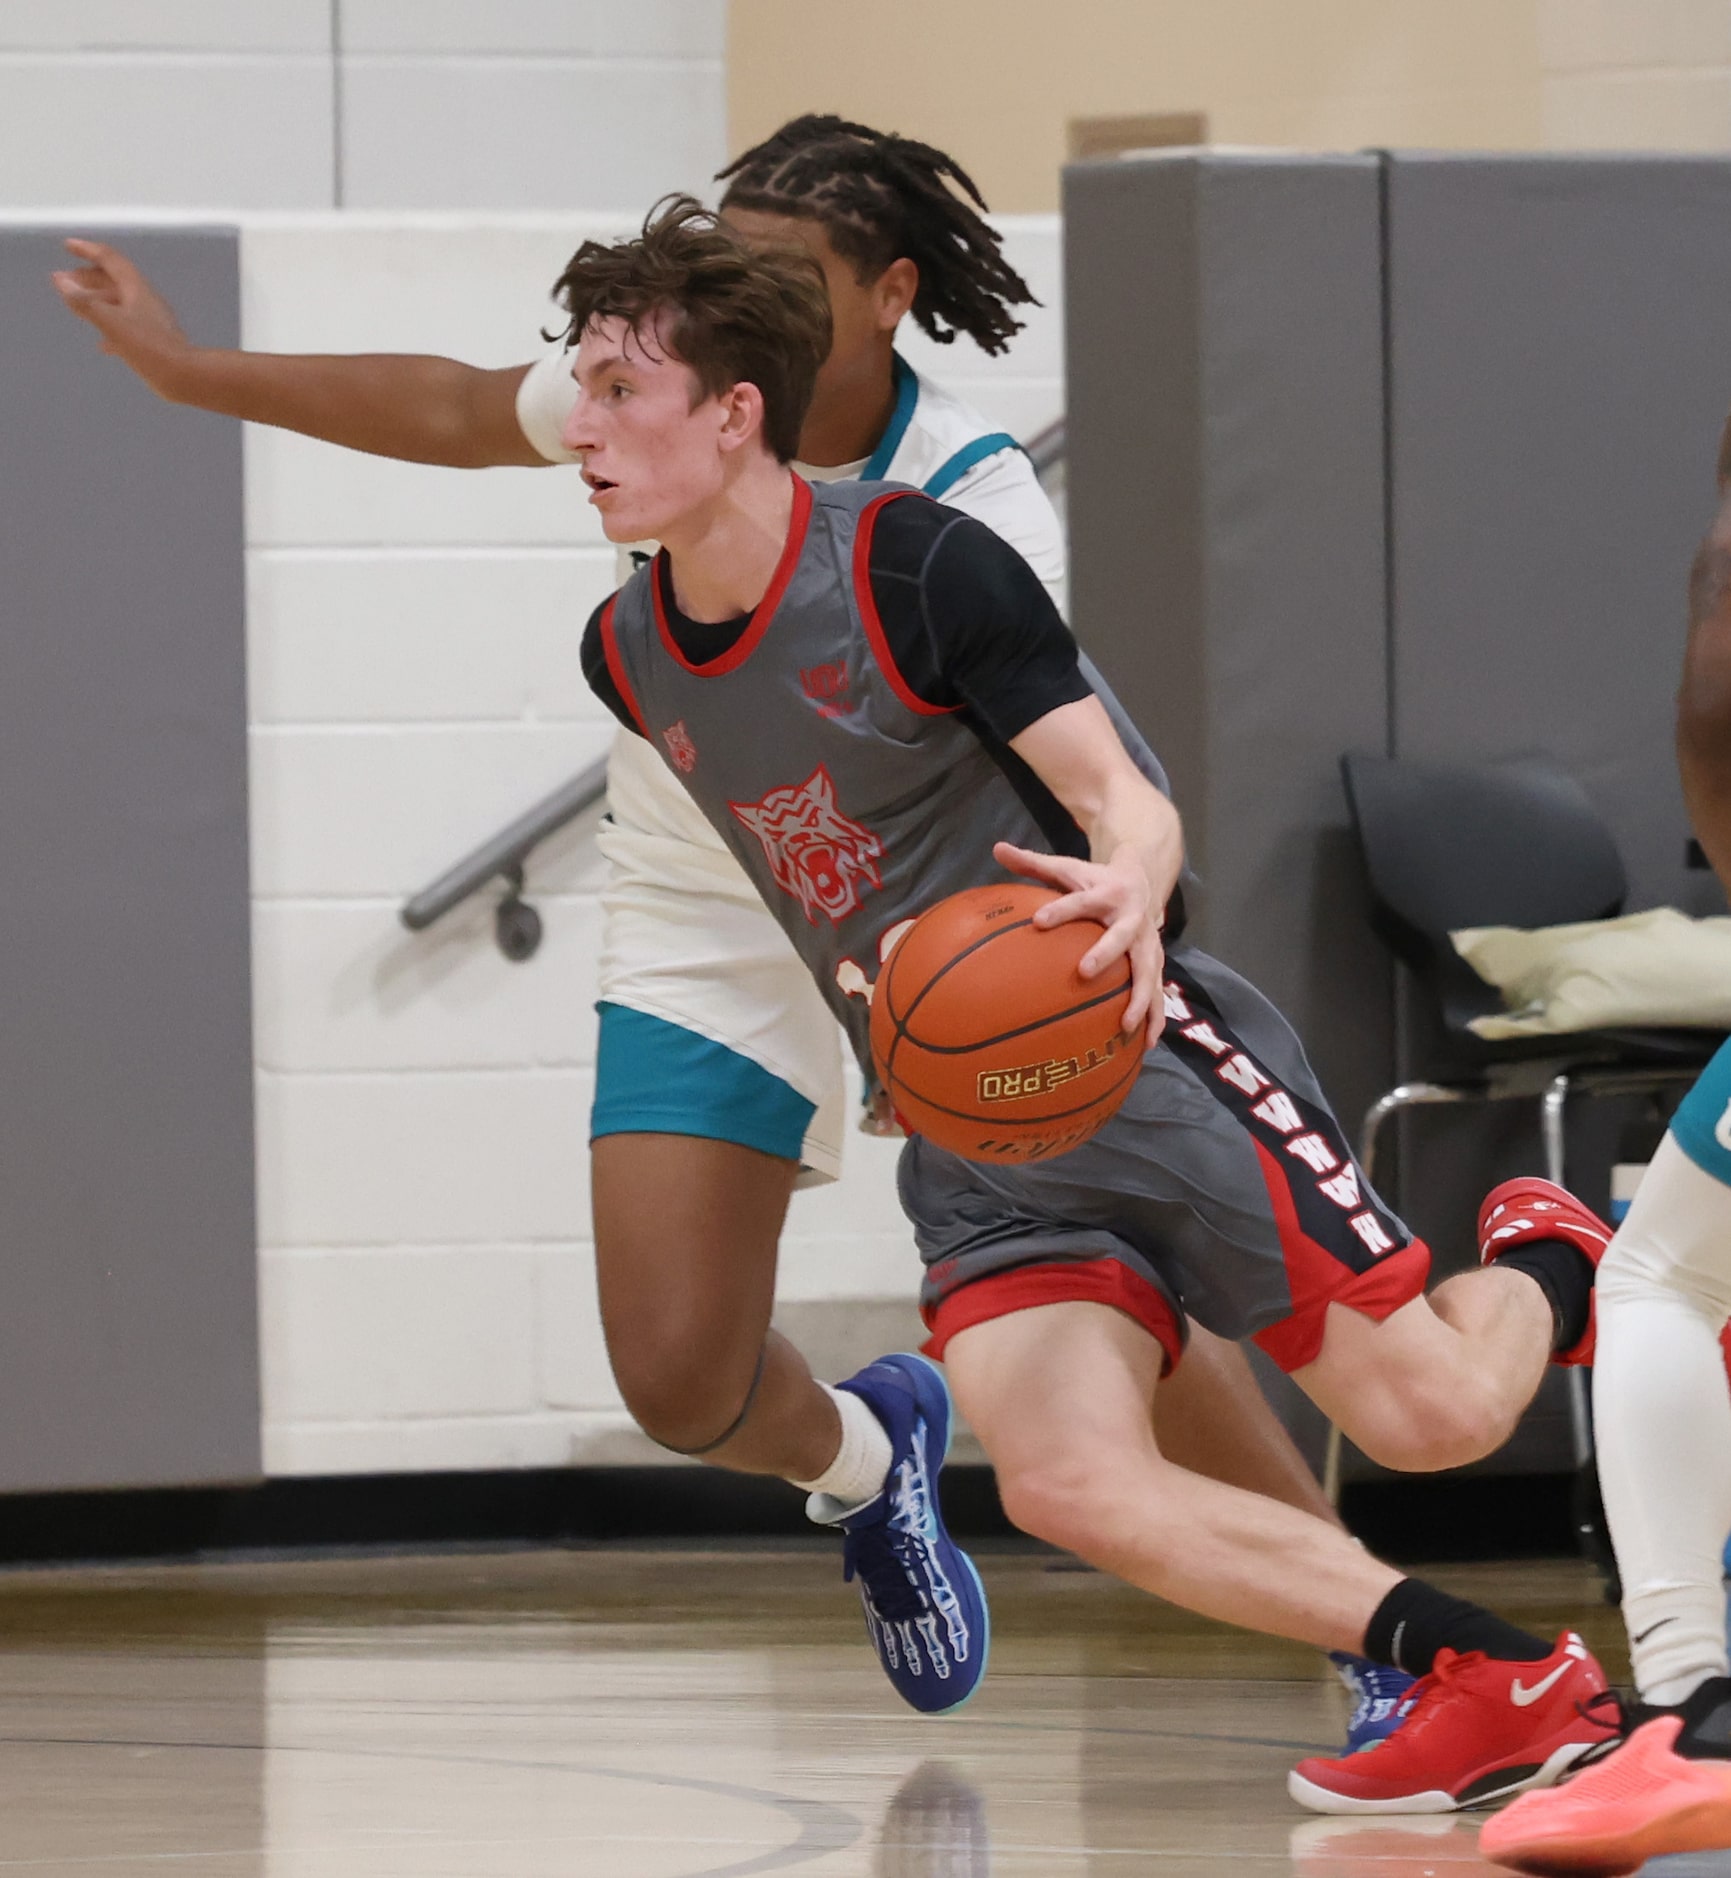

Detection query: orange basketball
xmin=869 ymin=882 xmax=1145 ymax=1164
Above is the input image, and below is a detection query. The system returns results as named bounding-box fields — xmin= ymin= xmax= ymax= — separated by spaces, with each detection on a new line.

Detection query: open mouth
xmin=581 ymin=468 xmax=619 ymax=497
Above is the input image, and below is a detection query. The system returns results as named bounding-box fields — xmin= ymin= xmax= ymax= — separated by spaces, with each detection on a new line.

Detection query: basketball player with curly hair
xmin=59 ymin=118 xmax=1407 ymax=1751
xmin=551 ymin=197 xmax=1622 ymax=1807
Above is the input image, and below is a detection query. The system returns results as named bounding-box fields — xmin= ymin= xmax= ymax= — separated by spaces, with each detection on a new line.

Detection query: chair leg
xmin=1540 ymin=1072 xmax=1570 ymax=1187
xmin=1359 ymin=1081 xmax=1470 ymax=1186
xmin=1567 ymin=1369 xmax=1594 ymax=1469
xmin=1534 ymin=1073 xmax=1597 ymax=1471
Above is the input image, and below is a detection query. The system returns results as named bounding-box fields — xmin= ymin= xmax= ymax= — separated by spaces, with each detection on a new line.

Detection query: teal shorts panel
xmin=1669 ymin=1034 xmax=1731 ymax=1189
xmin=590 ymin=1001 xmax=816 ymax=1162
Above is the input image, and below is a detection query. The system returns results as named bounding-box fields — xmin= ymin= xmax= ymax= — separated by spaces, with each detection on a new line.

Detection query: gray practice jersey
xmin=597 ymin=475 xmax=1428 ymax=1365
xmin=595 ymin=476 xmax=1171 ymax=1079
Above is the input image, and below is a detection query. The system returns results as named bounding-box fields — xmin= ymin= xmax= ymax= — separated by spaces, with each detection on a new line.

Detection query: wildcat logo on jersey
xmin=662 ymin=720 xmax=698 ymax=774
xmin=730 ymin=765 xmax=883 ymax=925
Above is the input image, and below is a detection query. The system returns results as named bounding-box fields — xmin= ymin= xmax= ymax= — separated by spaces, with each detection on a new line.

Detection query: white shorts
xmin=594 ymin=730 xmax=849 ymax=1182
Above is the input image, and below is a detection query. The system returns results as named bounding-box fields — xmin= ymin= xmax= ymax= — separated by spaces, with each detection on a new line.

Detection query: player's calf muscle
xmin=1298 ymin=1294 xmax=1534 ymax=1472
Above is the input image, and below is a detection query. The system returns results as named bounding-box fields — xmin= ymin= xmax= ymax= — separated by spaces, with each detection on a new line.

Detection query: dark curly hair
xmin=547 ymin=195 xmax=832 ymax=464
xmin=715 ymin=114 xmax=1036 ymax=356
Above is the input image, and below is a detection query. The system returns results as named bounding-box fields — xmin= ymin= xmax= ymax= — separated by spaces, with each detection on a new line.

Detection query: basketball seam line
xmin=892 ymin=977 xmax=1134 ymax=1056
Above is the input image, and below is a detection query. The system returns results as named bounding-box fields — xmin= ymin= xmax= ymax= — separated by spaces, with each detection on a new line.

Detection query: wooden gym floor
xmin=0 ymin=1543 xmax=1709 ymax=1877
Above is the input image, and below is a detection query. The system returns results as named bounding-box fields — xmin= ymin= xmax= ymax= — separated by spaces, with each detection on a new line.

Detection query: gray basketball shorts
xmin=901 ymin=947 xmax=1432 ymax=1374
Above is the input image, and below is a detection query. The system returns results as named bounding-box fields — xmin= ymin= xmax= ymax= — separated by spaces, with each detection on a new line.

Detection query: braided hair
xmin=715 ymin=114 xmax=1036 ymax=356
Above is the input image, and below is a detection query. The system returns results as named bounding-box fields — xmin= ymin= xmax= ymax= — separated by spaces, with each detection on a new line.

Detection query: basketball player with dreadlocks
xmin=56 ymin=117 xmax=1403 ymax=1748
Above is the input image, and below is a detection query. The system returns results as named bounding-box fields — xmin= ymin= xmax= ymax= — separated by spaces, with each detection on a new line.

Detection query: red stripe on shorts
xmin=1248 ymin=1138 xmax=1432 ymax=1372
xmin=920 ymin=1257 xmax=1185 ymax=1375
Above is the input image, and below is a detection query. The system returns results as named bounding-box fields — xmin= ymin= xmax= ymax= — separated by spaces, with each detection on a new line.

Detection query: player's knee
xmin=606 ymin=1323 xmax=754 ymax=1454
xmin=995 ymin=1452 xmax=1165 ymax=1562
xmin=617 ymin=1365 xmax=752 ymax=1454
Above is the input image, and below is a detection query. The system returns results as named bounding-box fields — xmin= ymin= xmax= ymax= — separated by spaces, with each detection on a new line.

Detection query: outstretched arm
xmin=51 ymin=238 xmax=545 ymax=468
xmin=998 ymin=694 xmax=1185 ymax=1042
xmin=1679 ymin=418 xmax=1731 ymax=896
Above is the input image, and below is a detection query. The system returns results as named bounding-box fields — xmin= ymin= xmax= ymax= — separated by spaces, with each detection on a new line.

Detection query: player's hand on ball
xmin=51 ymin=240 xmax=193 ymax=394
xmin=992 ymin=841 xmax=1165 ymax=1044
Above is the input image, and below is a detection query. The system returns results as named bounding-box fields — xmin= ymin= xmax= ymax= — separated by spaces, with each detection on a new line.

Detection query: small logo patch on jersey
xmin=800 ymin=661 xmax=851 ymax=717
xmin=730 ymin=764 xmax=883 ymax=926
xmin=662 ymin=720 xmax=698 ymax=773
xmin=801 ymin=661 xmax=849 ymax=699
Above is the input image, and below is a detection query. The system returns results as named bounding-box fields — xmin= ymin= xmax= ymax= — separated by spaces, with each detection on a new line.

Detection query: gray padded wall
xmin=1064 ymin=152 xmax=1395 ymax=1134
xmin=0 ymin=228 xmax=259 ymax=1489
xmin=1385 ymin=157 xmax=1731 ymax=1273
xmin=1387 ymin=155 xmax=1731 ymax=914
xmin=1063 ymin=151 xmax=1731 ymax=1480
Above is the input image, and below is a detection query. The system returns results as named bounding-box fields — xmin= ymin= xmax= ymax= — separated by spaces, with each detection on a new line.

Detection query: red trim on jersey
xmin=651 ymin=472 xmax=813 ymax=677
xmin=1246 ymin=1137 xmax=1432 ymax=1372
xmin=596 ymin=596 xmax=648 ymax=737
xmin=853 ymin=490 xmax=963 ymax=717
xmin=920 ymin=1257 xmax=1184 ymax=1375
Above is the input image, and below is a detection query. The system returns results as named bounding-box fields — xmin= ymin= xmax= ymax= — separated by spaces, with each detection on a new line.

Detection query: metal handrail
xmin=399 ymin=756 xmax=607 ymax=948
xmin=399 ymin=416 xmax=1067 ymax=956
xmin=1025 ymin=415 xmax=1065 ymax=479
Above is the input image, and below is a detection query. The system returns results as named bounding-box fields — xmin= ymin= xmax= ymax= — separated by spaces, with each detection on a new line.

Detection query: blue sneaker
xmin=826 ymin=1353 xmax=990 ymax=1715
xmin=1327 ymin=1651 xmax=1418 ymax=1754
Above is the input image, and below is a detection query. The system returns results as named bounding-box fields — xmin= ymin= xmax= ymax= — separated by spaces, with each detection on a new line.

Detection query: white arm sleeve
xmin=514 ymin=345 xmax=581 ymax=464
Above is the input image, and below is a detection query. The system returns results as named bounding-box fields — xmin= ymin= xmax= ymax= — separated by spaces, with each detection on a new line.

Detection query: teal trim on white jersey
xmin=1670 ymin=1035 xmax=1731 ymax=1190
xmin=862 ymin=354 xmax=919 ymax=481
xmin=924 ymin=431 xmax=1022 ymax=498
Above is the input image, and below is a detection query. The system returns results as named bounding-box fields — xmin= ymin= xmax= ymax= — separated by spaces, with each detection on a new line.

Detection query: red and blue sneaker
xmin=1289 ymin=1633 xmax=1615 ymax=1814
xmin=1328 ymin=1652 xmax=1419 ymax=1753
xmin=825 ymin=1353 xmax=990 ymax=1715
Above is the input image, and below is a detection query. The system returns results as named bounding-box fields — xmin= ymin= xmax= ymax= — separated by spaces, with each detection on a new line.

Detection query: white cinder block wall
xmin=0 ymin=0 xmax=1062 ymax=1479
xmin=243 ymin=213 xmax=1063 ymax=1475
xmin=0 ymin=0 xmax=727 ymax=211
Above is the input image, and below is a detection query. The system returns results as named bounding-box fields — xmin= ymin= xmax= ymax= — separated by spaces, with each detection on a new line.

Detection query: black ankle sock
xmin=1364 ymin=1578 xmax=1553 ymax=1678
xmin=1495 ymin=1240 xmax=1595 ymax=1354
xmin=1635 ymin=1675 xmax=1731 ymax=1761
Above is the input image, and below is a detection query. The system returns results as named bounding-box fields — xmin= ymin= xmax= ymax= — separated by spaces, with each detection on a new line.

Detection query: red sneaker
xmin=1288 ymin=1633 xmax=1616 ymax=1815
xmin=1478 ymin=1178 xmax=1613 ymax=1366
xmin=1479 ymin=1716 xmax=1731 ymax=1875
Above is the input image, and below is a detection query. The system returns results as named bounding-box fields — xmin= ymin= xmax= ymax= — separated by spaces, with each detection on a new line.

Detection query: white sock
xmin=793 ymin=1383 xmax=894 ymax=1519
xmin=1593 ymin=1135 xmax=1731 ymax=1708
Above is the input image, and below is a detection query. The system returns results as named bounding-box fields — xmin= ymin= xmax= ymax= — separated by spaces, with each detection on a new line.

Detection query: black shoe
xmin=1629 ymin=1675 xmax=1731 ymax=1761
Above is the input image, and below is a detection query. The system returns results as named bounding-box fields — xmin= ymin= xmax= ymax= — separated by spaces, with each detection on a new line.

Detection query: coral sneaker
xmin=1479 ymin=1715 xmax=1731 ymax=1875
xmin=1288 ymin=1633 xmax=1616 ymax=1815
xmin=1478 ymin=1178 xmax=1614 ymax=1365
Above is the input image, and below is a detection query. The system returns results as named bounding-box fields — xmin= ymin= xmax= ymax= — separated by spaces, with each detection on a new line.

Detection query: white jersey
xmin=515 ymin=343 xmax=1067 ymax=1177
